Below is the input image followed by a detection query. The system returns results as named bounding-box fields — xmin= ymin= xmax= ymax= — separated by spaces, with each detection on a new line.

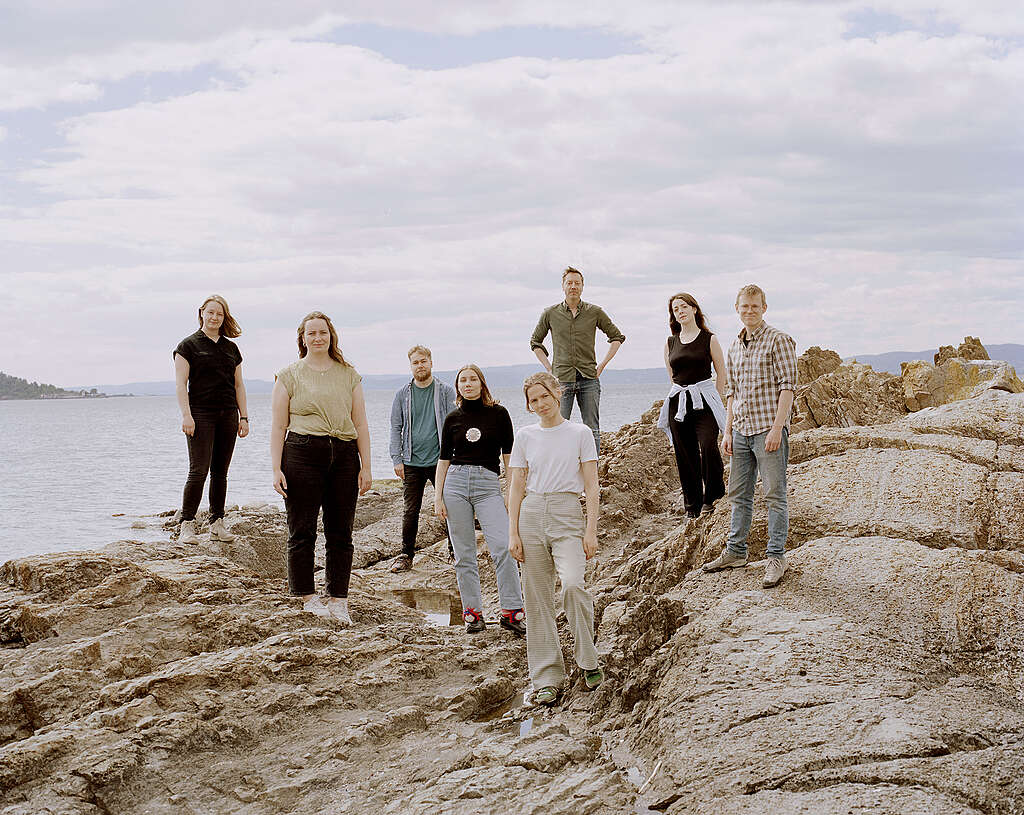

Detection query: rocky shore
xmin=2 ymin=342 xmax=1023 ymax=814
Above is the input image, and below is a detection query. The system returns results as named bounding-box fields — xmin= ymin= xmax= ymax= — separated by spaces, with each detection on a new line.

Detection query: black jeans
xmin=181 ymin=408 xmax=238 ymax=522
xmin=667 ymin=392 xmax=725 ymax=514
xmin=401 ymin=463 xmax=452 ymax=560
xmin=283 ymin=433 xmax=360 ymax=597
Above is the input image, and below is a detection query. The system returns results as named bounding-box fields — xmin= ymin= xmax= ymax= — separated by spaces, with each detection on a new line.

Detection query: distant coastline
xmin=0 ymin=371 xmax=113 ymax=401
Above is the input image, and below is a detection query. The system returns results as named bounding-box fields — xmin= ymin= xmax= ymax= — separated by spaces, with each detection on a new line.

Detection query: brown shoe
xmin=389 ymin=555 xmax=412 ymax=573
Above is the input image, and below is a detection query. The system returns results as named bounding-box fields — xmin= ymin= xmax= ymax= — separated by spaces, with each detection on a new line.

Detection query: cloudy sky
xmin=2 ymin=1 xmax=1021 ymax=387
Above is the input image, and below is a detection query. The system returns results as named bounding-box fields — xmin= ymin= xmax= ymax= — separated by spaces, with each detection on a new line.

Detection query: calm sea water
xmin=0 ymin=385 xmax=668 ymax=561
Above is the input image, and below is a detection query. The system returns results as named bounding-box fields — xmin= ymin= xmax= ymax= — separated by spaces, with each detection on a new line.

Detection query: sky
xmin=1 ymin=1 xmax=1022 ymax=387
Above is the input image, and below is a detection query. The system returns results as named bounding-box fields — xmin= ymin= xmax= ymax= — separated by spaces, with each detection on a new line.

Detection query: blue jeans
xmin=560 ymin=374 xmax=601 ymax=455
xmin=443 ymin=465 xmax=523 ymax=613
xmin=726 ymin=428 xmax=789 ymax=558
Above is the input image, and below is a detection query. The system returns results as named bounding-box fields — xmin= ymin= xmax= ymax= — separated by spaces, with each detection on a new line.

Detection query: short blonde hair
xmin=562 ymin=266 xmax=584 ymax=283
xmin=522 ymin=371 xmax=562 ymax=411
xmin=735 ymin=284 xmax=766 ymax=307
xmin=407 ymin=345 xmax=431 ymax=360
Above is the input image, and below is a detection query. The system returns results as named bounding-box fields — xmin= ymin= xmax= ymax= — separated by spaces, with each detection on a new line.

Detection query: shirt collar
xmin=560 ymin=300 xmax=588 ymax=313
xmin=737 ymin=321 xmax=769 ymax=342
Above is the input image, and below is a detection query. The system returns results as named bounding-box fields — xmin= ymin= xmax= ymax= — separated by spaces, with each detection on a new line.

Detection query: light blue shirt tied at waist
xmin=657 ymin=379 xmax=727 ymax=443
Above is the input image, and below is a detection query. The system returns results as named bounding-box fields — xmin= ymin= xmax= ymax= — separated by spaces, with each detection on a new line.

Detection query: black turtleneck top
xmin=439 ymin=398 xmax=515 ymax=474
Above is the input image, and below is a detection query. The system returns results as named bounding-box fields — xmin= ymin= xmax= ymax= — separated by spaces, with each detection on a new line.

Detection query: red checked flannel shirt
xmin=725 ymin=322 xmax=798 ymax=436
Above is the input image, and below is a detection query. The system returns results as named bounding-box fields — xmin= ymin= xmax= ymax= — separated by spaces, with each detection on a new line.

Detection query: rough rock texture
xmin=793 ymin=361 xmax=906 ymax=432
xmin=3 ymin=392 xmax=1024 ymax=814
xmin=794 ymin=338 xmax=1022 ymax=430
xmin=937 ymin=336 xmax=991 ymax=365
xmin=797 ymin=346 xmax=842 ymax=386
xmin=903 ymin=359 xmax=1023 ymax=411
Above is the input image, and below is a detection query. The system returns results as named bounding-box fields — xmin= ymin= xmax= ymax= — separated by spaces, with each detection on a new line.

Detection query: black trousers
xmin=282 ymin=433 xmax=360 ymax=597
xmin=181 ymin=408 xmax=238 ymax=522
xmin=401 ymin=463 xmax=452 ymax=560
xmin=667 ymin=393 xmax=725 ymax=514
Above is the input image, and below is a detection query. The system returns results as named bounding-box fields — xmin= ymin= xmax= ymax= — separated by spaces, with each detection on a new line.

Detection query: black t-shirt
xmin=668 ymin=329 xmax=713 ymax=387
xmin=439 ymin=399 xmax=514 ymax=475
xmin=173 ymin=330 xmax=242 ymax=410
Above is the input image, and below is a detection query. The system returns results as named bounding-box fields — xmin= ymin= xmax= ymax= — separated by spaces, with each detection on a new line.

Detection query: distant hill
xmin=67 ymin=343 xmax=1024 ymax=395
xmin=1 ymin=371 xmax=106 ymax=400
xmin=71 ymin=365 xmax=670 ymax=396
xmin=848 ymin=343 xmax=1024 ymax=374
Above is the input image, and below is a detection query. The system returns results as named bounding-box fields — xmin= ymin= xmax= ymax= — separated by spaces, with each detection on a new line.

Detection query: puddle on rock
xmin=388 ymin=589 xmax=462 ymax=627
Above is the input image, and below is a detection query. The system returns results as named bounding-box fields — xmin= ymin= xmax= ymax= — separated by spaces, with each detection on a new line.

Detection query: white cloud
xmin=1 ymin=3 xmax=1021 ymax=386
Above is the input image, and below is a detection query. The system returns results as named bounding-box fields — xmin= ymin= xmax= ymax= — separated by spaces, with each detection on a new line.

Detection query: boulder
xmin=796 ymin=346 xmax=842 ymax=386
xmin=792 ymin=361 xmax=906 ymax=431
xmin=902 ymin=358 xmax=1023 ymax=411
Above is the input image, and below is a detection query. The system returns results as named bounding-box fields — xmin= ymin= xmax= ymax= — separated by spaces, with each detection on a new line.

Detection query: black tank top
xmin=668 ymin=329 xmax=713 ymax=387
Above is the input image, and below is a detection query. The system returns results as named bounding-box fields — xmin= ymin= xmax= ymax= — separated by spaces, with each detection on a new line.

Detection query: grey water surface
xmin=1 ymin=384 xmax=669 ymax=560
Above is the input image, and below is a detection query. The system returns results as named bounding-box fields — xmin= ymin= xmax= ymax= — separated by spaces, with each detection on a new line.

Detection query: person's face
xmin=457 ymin=368 xmax=482 ymax=400
xmin=201 ymin=301 xmax=224 ymax=333
xmin=736 ymin=294 xmax=766 ymax=329
xmin=409 ymin=352 xmax=432 ymax=382
xmin=303 ymin=318 xmax=331 ymax=353
xmin=562 ymin=272 xmax=583 ymax=301
xmin=526 ymin=383 xmax=559 ymax=419
xmin=671 ymin=298 xmax=696 ymax=327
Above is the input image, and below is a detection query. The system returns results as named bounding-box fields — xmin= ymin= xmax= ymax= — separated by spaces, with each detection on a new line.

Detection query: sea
xmin=0 ymin=384 xmax=669 ymax=561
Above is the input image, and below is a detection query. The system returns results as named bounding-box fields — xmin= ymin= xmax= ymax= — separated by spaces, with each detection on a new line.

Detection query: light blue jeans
xmin=560 ymin=374 xmax=601 ymax=455
xmin=443 ymin=464 xmax=523 ymax=614
xmin=726 ymin=428 xmax=789 ymax=558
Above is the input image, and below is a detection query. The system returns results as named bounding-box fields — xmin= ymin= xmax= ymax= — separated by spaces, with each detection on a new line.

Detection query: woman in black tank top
xmin=663 ymin=293 xmax=728 ymax=517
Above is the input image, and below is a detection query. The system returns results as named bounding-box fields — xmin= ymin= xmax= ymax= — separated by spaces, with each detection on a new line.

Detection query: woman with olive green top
xmin=271 ymin=311 xmax=372 ymax=626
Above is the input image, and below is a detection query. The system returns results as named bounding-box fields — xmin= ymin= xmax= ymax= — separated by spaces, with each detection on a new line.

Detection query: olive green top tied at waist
xmin=277 ymin=359 xmax=362 ymax=440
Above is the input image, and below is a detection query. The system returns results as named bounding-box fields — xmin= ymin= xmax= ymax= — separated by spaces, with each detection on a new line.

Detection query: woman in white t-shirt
xmin=508 ymin=371 xmax=603 ymax=706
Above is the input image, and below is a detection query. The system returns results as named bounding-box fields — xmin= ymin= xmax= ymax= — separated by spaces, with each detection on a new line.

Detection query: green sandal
xmin=534 ymin=686 xmax=560 ymax=706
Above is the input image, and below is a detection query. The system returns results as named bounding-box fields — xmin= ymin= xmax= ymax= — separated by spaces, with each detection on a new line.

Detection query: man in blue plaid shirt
xmin=704 ymin=284 xmax=798 ymax=588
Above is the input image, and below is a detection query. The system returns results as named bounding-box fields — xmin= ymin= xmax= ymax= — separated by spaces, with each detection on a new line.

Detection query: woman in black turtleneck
xmin=435 ymin=364 xmax=525 ymax=637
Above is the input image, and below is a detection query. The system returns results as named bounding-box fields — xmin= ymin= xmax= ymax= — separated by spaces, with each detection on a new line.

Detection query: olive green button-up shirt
xmin=530 ymin=300 xmax=626 ymax=381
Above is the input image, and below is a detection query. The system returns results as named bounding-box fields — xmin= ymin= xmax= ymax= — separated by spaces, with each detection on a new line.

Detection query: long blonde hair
xmin=197 ymin=294 xmax=241 ymax=338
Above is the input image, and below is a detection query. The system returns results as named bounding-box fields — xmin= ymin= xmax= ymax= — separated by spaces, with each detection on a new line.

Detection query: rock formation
xmin=796 ymin=346 xmax=842 ymax=386
xmin=936 ymin=336 xmax=991 ymax=365
xmin=794 ymin=338 xmax=1022 ymax=430
xmin=2 ymin=384 xmax=1023 ymax=813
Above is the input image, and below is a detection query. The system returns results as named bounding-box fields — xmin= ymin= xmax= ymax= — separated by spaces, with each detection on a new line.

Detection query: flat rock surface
xmin=3 ymin=393 xmax=1023 ymax=814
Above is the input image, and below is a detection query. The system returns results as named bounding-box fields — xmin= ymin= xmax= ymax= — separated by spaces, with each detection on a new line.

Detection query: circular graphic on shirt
xmin=465 ymin=427 xmax=482 ymax=443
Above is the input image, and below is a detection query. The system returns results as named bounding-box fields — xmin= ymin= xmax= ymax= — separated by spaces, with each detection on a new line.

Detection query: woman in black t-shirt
xmin=434 ymin=364 xmax=525 ymax=637
xmin=173 ymin=295 xmax=249 ymax=544
xmin=660 ymin=292 xmax=727 ymax=518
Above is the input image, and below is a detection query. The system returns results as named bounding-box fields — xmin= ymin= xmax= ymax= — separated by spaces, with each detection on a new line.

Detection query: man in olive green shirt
xmin=530 ymin=267 xmax=626 ymax=454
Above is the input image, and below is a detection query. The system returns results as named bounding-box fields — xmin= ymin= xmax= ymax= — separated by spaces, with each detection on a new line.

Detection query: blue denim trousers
xmin=443 ymin=464 xmax=523 ymax=613
xmin=559 ymin=374 xmax=601 ymax=455
xmin=726 ymin=428 xmax=789 ymax=558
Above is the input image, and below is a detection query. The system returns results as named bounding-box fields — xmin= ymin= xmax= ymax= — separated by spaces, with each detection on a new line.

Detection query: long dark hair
xmin=668 ymin=292 xmax=711 ymax=336
xmin=296 ymin=311 xmax=349 ymax=366
xmin=455 ymin=363 xmax=497 ymax=407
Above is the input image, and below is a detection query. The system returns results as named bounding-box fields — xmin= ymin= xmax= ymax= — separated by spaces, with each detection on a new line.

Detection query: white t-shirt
xmin=509 ymin=420 xmax=598 ymax=494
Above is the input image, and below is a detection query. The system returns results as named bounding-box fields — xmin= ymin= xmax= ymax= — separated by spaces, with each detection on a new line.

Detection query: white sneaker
xmin=179 ymin=520 xmax=199 ymax=544
xmin=763 ymin=556 xmax=788 ymax=588
xmin=209 ymin=517 xmax=236 ymax=542
xmin=326 ymin=598 xmax=353 ymax=627
xmin=302 ymin=596 xmax=332 ymax=618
